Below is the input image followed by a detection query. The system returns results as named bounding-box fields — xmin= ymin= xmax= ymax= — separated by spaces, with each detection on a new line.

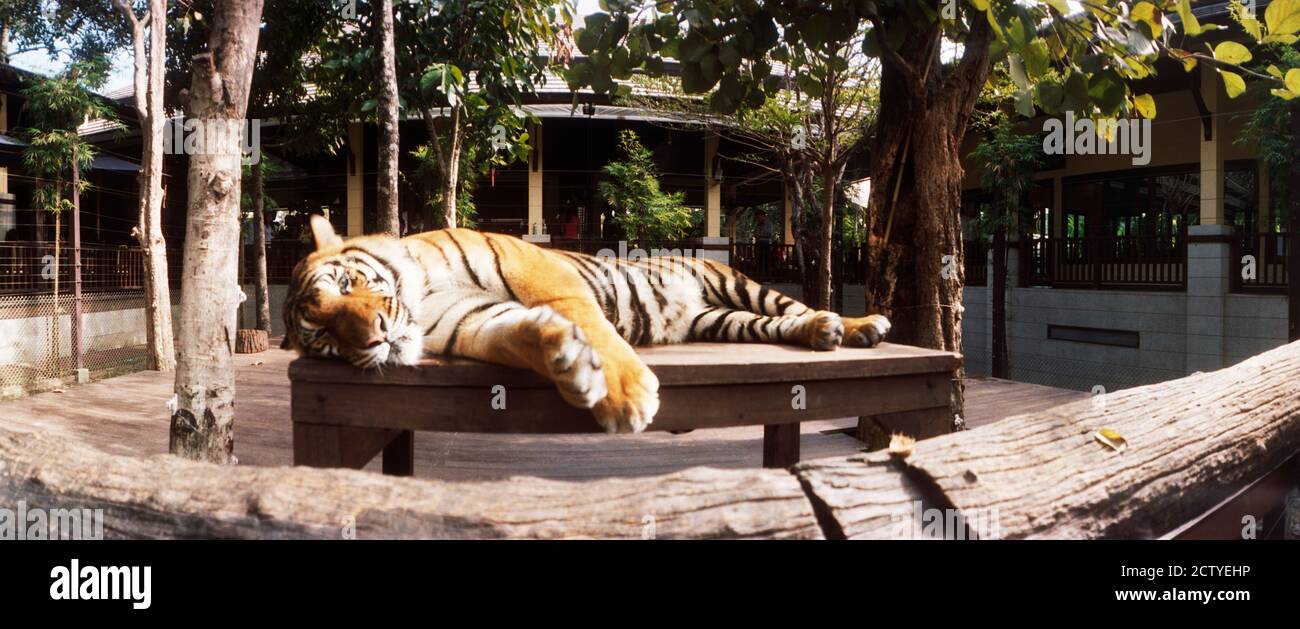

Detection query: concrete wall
xmin=959 ymin=286 xmax=1288 ymax=393
xmin=0 ymin=294 xmax=149 ymax=364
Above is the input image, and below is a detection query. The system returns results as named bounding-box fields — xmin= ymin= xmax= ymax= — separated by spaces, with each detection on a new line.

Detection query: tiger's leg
xmin=681 ymin=257 xmax=891 ymax=349
xmin=423 ymin=291 xmax=610 ymax=415
xmin=446 ymin=232 xmax=660 ymax=433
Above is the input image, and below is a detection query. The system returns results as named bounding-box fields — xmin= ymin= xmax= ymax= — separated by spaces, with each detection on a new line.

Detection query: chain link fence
xmin=0 ymin=290 xmax=149 ymax=399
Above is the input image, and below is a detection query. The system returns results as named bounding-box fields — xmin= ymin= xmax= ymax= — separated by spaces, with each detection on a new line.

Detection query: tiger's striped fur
xmin=282 ymin=216 xmax=891 ymax=433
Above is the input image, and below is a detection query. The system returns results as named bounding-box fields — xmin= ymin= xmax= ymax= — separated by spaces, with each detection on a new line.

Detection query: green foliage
xmin=597 ymin=130 xmax=695 ymax=241
xmin=18 ymin=60 xmax=116 ymax=217
xmin=967 ymin=114 xmax=1044 ymax=237
xmin=1237 ymin=47 xmax=1300 ymax=227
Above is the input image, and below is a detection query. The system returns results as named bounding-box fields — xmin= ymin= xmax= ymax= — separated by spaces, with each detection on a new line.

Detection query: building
xmin=958 ymin=1 xmax=1290 ymax=391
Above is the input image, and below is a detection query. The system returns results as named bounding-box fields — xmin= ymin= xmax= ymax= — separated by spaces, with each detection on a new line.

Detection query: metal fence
xmin=0 ymin=290 xmax=149 ymax=398
xmin=0 ymin=242 xmax=145 ymax=294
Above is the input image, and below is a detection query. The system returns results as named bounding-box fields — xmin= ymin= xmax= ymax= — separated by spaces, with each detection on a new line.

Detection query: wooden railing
xmin=1231 ymin=232 xmax=1288 ymax=294
xmin=0 ymin=242 xmax=145 ymax=294
xmin=1022 ymin=234 xmax=1186 ymax=290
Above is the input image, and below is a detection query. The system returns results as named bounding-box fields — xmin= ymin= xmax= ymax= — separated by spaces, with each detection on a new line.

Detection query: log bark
xmin=0 ymin=426 xmax=820 ymax=539
xmin=8 ymin=340 xmax=1300 ymax=539
xmin=235 ymin=329 xmax=268 ymax=354
xmin=798 ymin=340 xmax=1300 ymax=539
xmin=170 ymin=0 xmax=264 ymax=463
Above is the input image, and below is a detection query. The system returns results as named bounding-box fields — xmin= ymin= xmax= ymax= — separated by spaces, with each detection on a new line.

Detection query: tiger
xmin=281 ymin=215 xmax=892 ymax=434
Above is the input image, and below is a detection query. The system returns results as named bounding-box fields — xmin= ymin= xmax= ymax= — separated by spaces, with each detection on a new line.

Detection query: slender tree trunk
xmin=170 ymin=0 xmax=264 ymax=464
xmin=250 ymin=158 xmax=271 ymax=333
xmin=115 ymin=0 xmax=176 ymax=372
xmin=374 ymin=0 xmax=401 ymax=236
xmin=817 ymin=163 xmax=836 ymax=311
xmin=441 ymin=106 xmax=463 ymax=228
xmin=72 ymin=160 xmax=83 ymax=371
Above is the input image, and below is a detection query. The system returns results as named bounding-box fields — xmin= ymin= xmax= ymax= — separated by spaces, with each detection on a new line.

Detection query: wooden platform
xmin=0 ymin=341 xmax=1087 ymax=481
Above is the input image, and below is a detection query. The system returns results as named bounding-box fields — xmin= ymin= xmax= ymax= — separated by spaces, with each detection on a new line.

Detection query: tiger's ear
xmin=310 ymin=214 xmax=343 ymax=251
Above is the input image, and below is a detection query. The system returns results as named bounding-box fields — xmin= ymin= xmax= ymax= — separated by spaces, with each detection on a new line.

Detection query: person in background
xmin=562 ymin=208 xmax=581 ymax=239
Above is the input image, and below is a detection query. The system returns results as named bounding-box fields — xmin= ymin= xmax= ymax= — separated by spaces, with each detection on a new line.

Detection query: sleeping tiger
xmin=282 ymin=215 xmax=891 ymax=434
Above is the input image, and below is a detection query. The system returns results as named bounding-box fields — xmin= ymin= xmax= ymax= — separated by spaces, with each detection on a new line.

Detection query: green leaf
xmin=1287 ymin=68 xmax=1300 ymax=94
xmin=1212 ymin=41 xmax=1252 ymax=65
xmin=1176 ymin=0 xmax=1202 ymax=36
xmin=1265 ymin=0 xmax=1300 ymax=37
xmin=1008 ymin=54 xmax=1029 ymax=89
xmin=1133 ymin=93 xmax=1156 ymax=118
xmin=1219 ymin=70 xmax=1246 ymax=98
xmin=1023 ymin=39 xmax=1050 ymax=78
xmin=1271 ymin=88 xmax=1299 ymax=100
xmin=1131 ymin=2 xmax=1162 ymax=38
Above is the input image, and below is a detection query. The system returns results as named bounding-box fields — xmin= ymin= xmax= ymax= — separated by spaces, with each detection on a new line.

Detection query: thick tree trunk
xmin=250 ymin=158 xmax=271 ymax=334
xmin=865 ymin=16 xmax=991 ymax=419
xmin=115 ymin=0 xmax=176 ymax=372
xmin=170 ymin=0 xmax=264 ymax=464
xmin=374 ymin=0 xmax=401 ymax=237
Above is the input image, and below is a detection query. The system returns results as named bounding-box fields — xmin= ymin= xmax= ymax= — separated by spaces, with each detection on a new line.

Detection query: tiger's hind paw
xmin=844 ymin=314 xmax=891 ymax=348
xmin=805 ymin=311 xmax=844 ymax=351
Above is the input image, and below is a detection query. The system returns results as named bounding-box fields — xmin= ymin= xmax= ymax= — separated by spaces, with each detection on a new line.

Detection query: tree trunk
xmin=170 ymin=0 xmax=264 ymax=464
xmin=817 ymin=163 xmax=836 ymax=311
xmin=865 ymin=18 xmax=991 ymax=419
xmin=250 ymin=158 xmax=271 ymax=334
xmin=115 ymin=0 xmax=176 ymax=372
xmin=374 ymin=0 xmax=401 ymax=237
xmin=441 ymin=106 xmax=463 ymax=229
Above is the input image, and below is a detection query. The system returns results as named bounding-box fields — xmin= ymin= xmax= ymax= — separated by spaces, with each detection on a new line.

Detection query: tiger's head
xmin=281 ymin=215 xmax=423 ymax=368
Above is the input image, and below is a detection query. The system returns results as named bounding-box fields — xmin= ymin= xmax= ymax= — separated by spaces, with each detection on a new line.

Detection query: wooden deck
xmin=0 ymin=342 xmax=1087 ymax=481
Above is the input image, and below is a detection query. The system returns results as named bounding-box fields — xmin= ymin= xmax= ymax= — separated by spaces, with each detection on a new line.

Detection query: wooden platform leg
xmin=382 ymin=430 xmax=415 ymax=477
xmin=763 ymin=423 xmax=800 ymax=468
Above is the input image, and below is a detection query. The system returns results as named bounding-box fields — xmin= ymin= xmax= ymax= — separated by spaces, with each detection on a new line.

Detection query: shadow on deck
xmin=0 ymin=341 xmax=1087 ymax=481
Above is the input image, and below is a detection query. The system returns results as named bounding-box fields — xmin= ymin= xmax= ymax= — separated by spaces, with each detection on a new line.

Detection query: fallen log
xmin=796 ymin=340 xmax=1300 ymax=539
xmin=3 ymin=341 xmax=1299 ymax=539
xmin=0 ymin=426 xmax=820 ymax=539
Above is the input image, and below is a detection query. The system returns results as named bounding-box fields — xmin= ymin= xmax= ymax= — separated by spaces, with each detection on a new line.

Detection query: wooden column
xmin=704 ymin=132 xmax=721 ymax=238
xmin=527 ymin=120 xmax=544 ymax=235
xmin=346 ymin=122 xmax=364 ymax=237
xmin=0 ymin=94 xmax=8 ymax=200
xmin=1198 ymin=68 xmax=1226 ymax=226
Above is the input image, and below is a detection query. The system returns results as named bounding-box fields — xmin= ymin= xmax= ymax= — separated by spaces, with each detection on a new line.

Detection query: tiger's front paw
xmin=532 ymin=308 xmax=607 ymax=409
xmin=591 ymin=358 xmax=660 ymax=434
xmin=805 ymin=311 xmax=844 ymax=351
xmin=844 ymin=314 xmax=891 ymax=348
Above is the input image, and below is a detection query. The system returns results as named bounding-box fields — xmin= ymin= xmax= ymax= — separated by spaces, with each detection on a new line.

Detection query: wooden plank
xmin=291 ymin=372 xmax=952 ymax=433
xmin=288 ymin=342 xmax=961 ymax=388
